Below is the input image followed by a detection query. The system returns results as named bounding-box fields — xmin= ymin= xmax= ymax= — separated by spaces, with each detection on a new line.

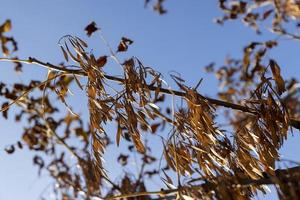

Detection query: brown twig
xmin=0 ymin=72 xmax=64 ymax=112
xmin=1 ymin=57 xmax=300 ymax=130
xmin=105 ymin=166 xmax=300 ymax=199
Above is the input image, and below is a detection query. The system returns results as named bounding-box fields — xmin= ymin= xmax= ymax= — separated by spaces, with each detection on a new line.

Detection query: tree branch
xmin=1 ymin=57 xmax=300 ymax=130
xmin=105 ymin=166 xmax=300 ymax=199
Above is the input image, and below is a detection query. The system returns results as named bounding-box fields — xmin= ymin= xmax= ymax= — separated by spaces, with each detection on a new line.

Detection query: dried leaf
xmin=263 ymin=9 xmax=273 ymax=20
xmin=116 ymin=125 xmax=122 ymax=146
xmin=60 ymin=46 xmax=69 ymax=62
xmin=117 ymin=37 xmax=133 ymax=52
xmin=151 ymin=123 xmax=160 ymax=133
xmin=75 ymin=36 xmax=88 ymax=48
xmin=270 ymin=59 xmax=286 ymax=95
xmin=85 ymin=21 xmax=98 ymax=37
xmin=1 ymin=20 xmax=12 ymax=33
xmin=72 ymin=74 xmax=84 ymax=90
xmin=96 ymin=56 xmax=107 ymax=68
xmin=2 ymin=102 xmax=9 ymax=119
xmin=117 ymin=154 xmax=129 ymax=166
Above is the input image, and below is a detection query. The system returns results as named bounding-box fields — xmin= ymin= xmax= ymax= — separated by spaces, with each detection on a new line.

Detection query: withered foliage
xmin=0 ymin=19 xmax=22 ymax=71
xmin=1 ymin=2 xmax=300 ymax=200
xmin=217 ymin=0 xmax=300 ymax=38
xmin=0 ymin=20 xmax=17 ymax=56
xmin=144 ymin=0 xmax=167 ymax=15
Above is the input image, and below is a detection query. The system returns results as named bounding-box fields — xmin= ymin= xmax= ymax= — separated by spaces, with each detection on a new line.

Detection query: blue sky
xmin=1 ymin=0 xmax=300 ymax=199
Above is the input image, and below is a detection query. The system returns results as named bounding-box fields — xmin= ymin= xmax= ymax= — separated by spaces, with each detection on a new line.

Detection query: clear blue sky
xmin=1 ymin=1 xmax=300 ymax=199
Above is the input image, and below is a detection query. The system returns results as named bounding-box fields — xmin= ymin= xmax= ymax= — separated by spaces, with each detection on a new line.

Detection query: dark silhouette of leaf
xmin=84 ymin=21 xmax=98 ymax=37
xmin=5 ymin=145 xmax=15 ymax=154
xmin=117 ymin=37 xmax=133 ymax=52
xmin=60 ymin=46 xmax=68 ymax=62
xmin=96 ymin=56 xmax=107 ymax=68
xmin=1 ymin=102 xmax=9 ymax=119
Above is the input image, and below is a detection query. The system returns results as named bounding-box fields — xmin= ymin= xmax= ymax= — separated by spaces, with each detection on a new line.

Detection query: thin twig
xmin=0 ymin=72 xmax=64 ymax=113
xmin=1 ymin=57 xmax=300 ymax=130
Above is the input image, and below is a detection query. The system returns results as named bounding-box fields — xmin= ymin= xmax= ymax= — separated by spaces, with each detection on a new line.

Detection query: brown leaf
xmin=85 ymin=21 xmax=98 ymax=37
xmin=14 ymin=62 xmax=22 ymax=73
xmin=87 ymin=86 xmax=96 ymax=99
xmin=151 ymin=123 xmax=160 ymax=133
xmin=117 ymin=154 xmax=129 ymax=166
xmin=116 ymin=125 xmax=122 ymax=146
xmin=60 ymin=46 xmax=69 ymax=62
xmin=72 ymin=74 xmax=84 ymax=90
xmin=75 ymin=36 xmax=88 ymax=48
xmin=96 ymin=56 xmax=107 ymax=68
xmin=270 ymin=59 xmax=286 ymax=95
xmin=2 ymin=102 xmax=9 ymax=119
xmin=132 ymin=134 xmax=145 ymax=153
xmin=162 ymin=169 xmax=173 ymax=185
xmin=262 ymin=9 xmax=273 ymax=20
xmin=93 ymin=139 xmax=103 ymax=153
xmin=117 ymin=37 xmax=133 ymax=52
xmin=0 ymin=20 xmax=12 ymax=33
